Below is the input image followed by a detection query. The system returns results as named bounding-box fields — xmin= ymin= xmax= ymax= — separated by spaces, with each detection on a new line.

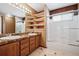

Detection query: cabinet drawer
xmin=30 ymin=40 xmax=35 ymax=44
xmin=30 ymin=37 xmax=35 ymax=44
xmin=21 ymin=43 xmax=29 ymax=50
xmin=21 ymin=39 xmax=29 ymax=45
xmin=30 ymin=38 xmax=35 ymax=42
xmin=21 ymin=47 xmax=29 ymax=56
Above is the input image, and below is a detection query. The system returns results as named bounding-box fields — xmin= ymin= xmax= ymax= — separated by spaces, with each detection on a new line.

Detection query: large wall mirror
xmin=0 ymin=15 xmax=25 ymax=34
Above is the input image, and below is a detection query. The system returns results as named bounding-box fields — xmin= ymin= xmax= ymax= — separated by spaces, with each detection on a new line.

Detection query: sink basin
xmin=28 ymin=33 xmax=37 ymax=36
xmin=0 ymin=36 xmax=21 ymax=40
xmin=0 ymin=40 xmax=4 ymax=42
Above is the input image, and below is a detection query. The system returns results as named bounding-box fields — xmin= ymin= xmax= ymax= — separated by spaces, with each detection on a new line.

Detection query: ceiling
xmin=27 ymin=3 xmax=45 ymax=12
xmin=0 ymin=3 xmax=76 ymax=17
xmin=0 ymin=3 xmax=26 ymax=17
xmin=27 ymin=3 xmax=76 ymax=12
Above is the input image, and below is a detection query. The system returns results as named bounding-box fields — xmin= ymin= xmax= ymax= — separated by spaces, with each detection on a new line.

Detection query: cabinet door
xmin=21 ymin=47 xmax=29 ymax=56
xmin=0 ymin=42 xmax=19 ymax=56
xmin=21 ymin=39 xmax=29 ymax=50
xmin=30 ymin=37 xmax=35 ymax=52
xmin=20 ymin=38 xmax=29 ymax=56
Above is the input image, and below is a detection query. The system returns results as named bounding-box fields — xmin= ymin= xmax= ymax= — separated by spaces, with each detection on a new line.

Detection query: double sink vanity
xmin=0 ymin=33 xmax=41 ymax=56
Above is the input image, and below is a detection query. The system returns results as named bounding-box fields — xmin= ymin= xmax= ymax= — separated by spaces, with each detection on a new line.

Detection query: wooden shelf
xmin=35 ymin=26 xmax=44 ymax=28
xmin=35 ymin=28 xmax=44 ymax=30
xmin=27 ymin=16 xmax=33 ymax=18
xmin=27 ymin=16 xmax=34 ymax=19
xmin=26 ymin=28 xmax=34 ymax=30
xmin=26 ymin=26 xmax=34 ymax=29
xmin=27 ymin=22 xmax=34 ymax=25
xmin=34 ymin=20 xmax=44 ymax=22
xmin=34 ymin=29 xmax=45 ymax=32
xmin=25 ymin=14 xmax=45 ymax=31
xmin=34 ymin=24 xmax=44 ymax=26
xmin=34 ymin=12 xmax=44 ymax=18
xmin=34 ymin=18 xmax=44 ymax=22
xmin=26 ymin=29 xmax=34 ymax=32
xmin=27 ymin=20 xmax=34 ymax=22
xmin=25 ymin=11 xmax=46 ymax=47
xmin=26 ymin=25 xmax=34 ymax=27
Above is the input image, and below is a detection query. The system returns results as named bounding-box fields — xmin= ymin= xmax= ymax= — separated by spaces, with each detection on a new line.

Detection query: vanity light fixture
xmin=9 ymin=3 xmax=32 ymax=14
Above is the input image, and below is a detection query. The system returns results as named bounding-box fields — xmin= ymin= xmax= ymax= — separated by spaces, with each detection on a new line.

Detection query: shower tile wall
xmin=47 ymin=13 xmax=79 ymax=52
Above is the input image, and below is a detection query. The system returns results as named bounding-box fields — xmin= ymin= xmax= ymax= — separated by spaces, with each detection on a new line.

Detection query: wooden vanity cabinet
xmin=0 ymin=41 xmax=19 ymax=56
xmin=20 ymin=37 xmax=30 ymax=56
xmin=29 ymin=36 xmax=36 ymax=53
xmin=0 ymin=34 xmax=41 ymax=56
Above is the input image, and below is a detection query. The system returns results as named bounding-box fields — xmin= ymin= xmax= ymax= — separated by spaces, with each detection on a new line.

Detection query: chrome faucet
xmin=6 ymin=33 xmax=12 ymax=36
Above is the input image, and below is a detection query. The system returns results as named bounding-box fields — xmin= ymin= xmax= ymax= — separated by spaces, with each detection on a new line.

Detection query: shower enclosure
xmin=46 ymin=10 xmax=79 ymax=53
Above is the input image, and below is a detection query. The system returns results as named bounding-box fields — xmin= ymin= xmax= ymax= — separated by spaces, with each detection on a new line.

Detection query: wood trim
xmin=1 ymin=16 xmax=3 ymax=33
xmin=50 ymin=4 xmax=78 ymax=15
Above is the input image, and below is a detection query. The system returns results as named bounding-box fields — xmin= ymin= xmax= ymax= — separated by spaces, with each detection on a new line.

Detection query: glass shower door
xmin=47 ymin=13 xmax=74 ymax=43
xmin=47 ymin=12 xmax=79 ymax=49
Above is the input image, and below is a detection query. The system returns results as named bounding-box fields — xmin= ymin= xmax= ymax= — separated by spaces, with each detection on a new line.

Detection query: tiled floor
xmin=29 ymin=47 xmax=63 ymax=56
xmin=29 ymin=47 xmax=79 ymax=56
xmin=29 ymin=40 xmax=79 ymax=56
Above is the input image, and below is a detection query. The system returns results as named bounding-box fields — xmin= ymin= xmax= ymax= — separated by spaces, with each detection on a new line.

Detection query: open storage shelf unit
xmin=25 ymin=11 xmax=46 ymax=47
